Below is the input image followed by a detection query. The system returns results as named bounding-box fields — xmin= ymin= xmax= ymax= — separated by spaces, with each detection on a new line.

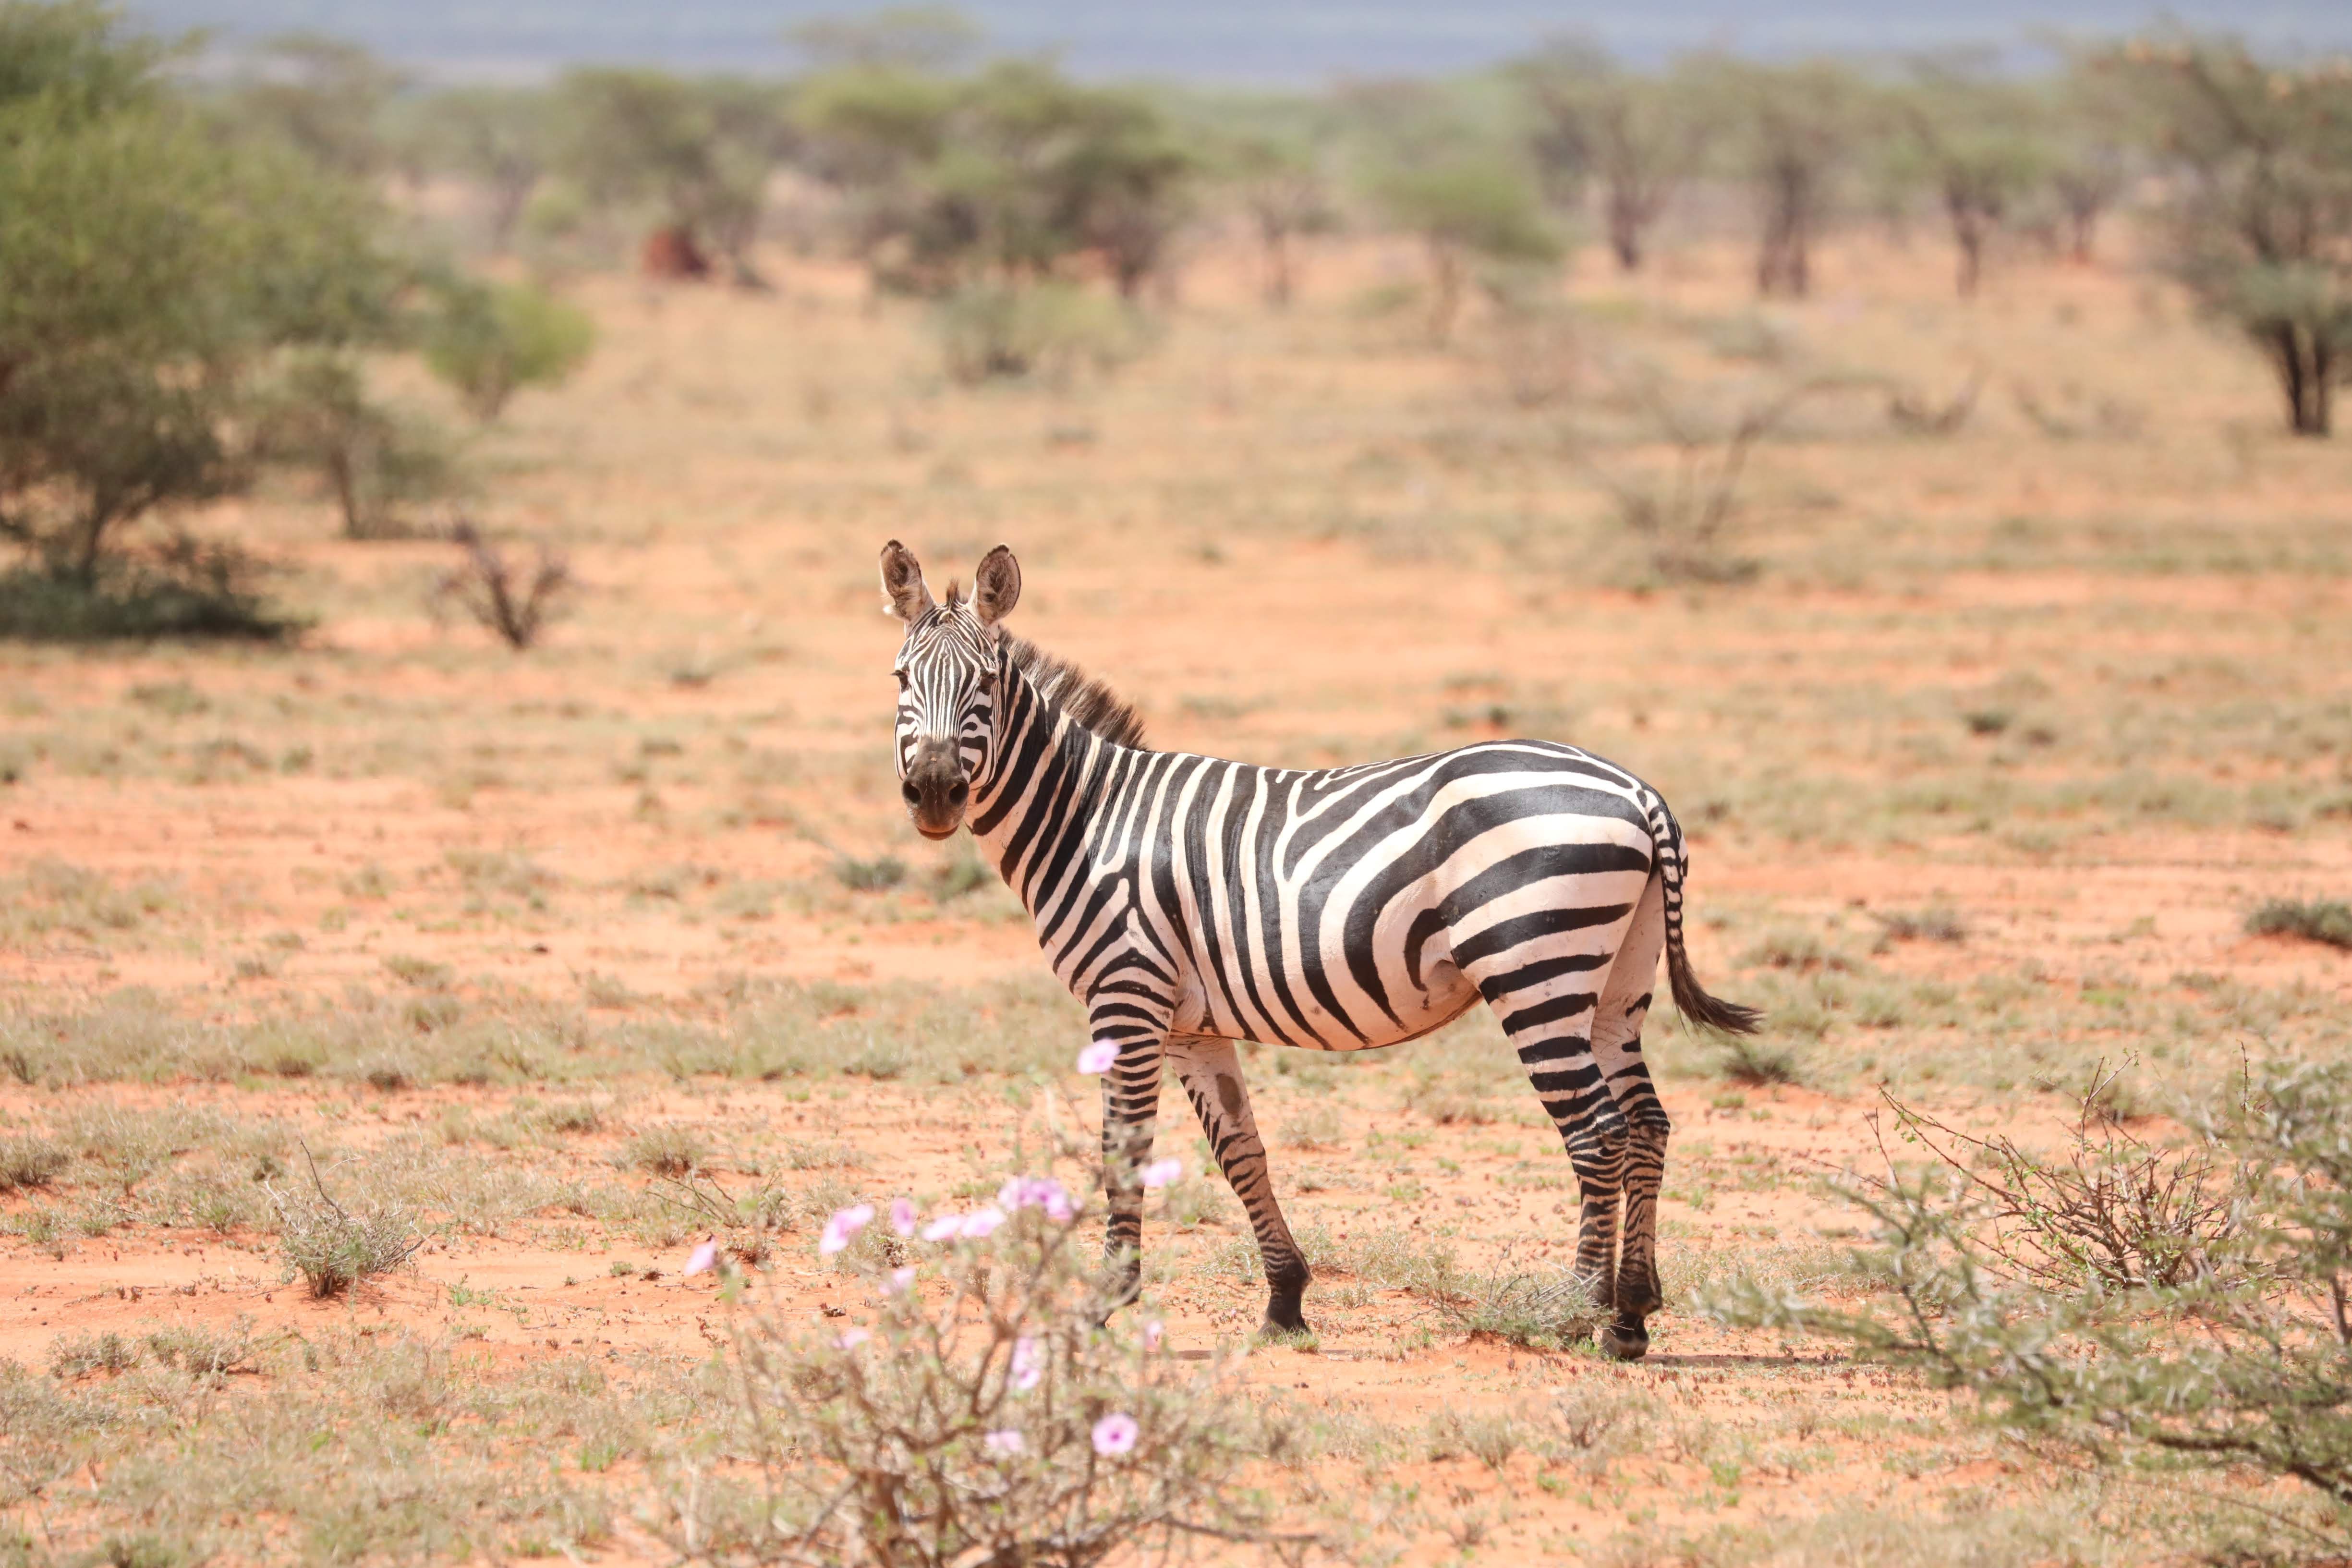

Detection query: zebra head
xmin=880 ymin=540 xmax=1021 ymax=840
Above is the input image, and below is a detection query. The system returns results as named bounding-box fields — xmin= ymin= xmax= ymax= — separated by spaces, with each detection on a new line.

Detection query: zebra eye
xmin=976 ymin=670 xmax=997 ymax=693
xmin=893 ymin=669 xmax=909 ymax=689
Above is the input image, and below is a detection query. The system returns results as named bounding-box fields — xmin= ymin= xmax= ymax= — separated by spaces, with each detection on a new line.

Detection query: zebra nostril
xmin=901 ymin=780 xmax=921 ymax=805
xmin=947 ymin=779 xmax=968 ymax=804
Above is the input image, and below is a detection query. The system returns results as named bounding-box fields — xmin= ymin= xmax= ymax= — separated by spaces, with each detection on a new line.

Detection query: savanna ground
xmin=1 ymin=225 xmax=2349 ymax=1565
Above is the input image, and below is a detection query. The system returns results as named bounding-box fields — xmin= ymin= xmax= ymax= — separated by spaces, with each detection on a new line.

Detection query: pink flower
xmin=819 ymin=1204 xmax=875 ymax=1257
xmin=836 ymin=1327 xmax=871 ymax=1349
xmin=921 ymin=1214 xmax=964 ymax=1242
xmin=889 ymin=1197 xmax=919 ymax=1237
xmin=1091 ymin=1412 xmax=1140 ymax=1456
xmin=1140 ymin=1158 xmax=1183 ymax=1191
xmin=885 ymin=1266 xmax=916 ymax=1296
xmin=958 ymin=1205 xmax=1005 ymax=1240
xmin=984 ymin=1429 xmax=1025 ymax=1455
xmin=1009 ymin=1336 xmax=1043 ymax=1392
xmin=1076 ymin=1039 xmax=1119 ymax=1074
xmin=683 ymin=1236 xmax=719 ymax=1277
xmin=1142 ymin=1319 xmax=1164 ymax=1351
xmin=997 ymin=1176 xmax=1075 ymax=1222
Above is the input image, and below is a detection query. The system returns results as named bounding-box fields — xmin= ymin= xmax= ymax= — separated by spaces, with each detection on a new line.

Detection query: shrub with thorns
xmin=1709 ymin=1059 xmax=2352 ymax=1522
xmin=665 ymin=1177 xmax=1289 ymax=1566
xmin=264 ymin=1145 xmax=421 ymax=1298
xmin=435 ymin=520 xmax=570 ymax=651
xmin=1869 ymin=1064 xmax=2269 ymax=1294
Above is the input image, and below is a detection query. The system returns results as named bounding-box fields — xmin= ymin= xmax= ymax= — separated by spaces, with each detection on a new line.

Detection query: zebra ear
xmin=973 ymin=544 xmax=1021 ymax=625
xmin=879 ymin=539 xmax=935 ymax=622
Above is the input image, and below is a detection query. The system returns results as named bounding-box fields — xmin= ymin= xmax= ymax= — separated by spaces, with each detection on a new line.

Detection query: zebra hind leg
xmin=1164 ymin=1034 xmax=1312 ymax=1336
xmin=1589 ymin=875 xmax=1671 ymax=1362
xmin=1473 ymin=935 xmax=1637 ymax=1341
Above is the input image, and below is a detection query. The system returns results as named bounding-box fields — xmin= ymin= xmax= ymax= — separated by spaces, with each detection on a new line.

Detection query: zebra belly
xmin=1171 ymin=947 xmax=1481 ymax=1050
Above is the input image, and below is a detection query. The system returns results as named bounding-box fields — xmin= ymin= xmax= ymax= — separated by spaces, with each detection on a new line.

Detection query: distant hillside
xmin=129 ymin=0 xmax=2352 ymax=82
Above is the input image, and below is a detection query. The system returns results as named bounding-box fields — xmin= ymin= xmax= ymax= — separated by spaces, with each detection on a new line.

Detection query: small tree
xmin=1515 ymin=42 xmax=1712 ymax=272
xmin=0 ymin=3 xmax=399 ymax=587
xmin=1893 ymin=59 xmax=2049 ymax=297
xmin=800 ymin=59 xmax=1193 ymax=371
xmin=1371 ymin=159 xmax=1560 ymax=342
xmin=1224 ymin=123 xmax=1338 ymax=308
xmin=223 ymin=32 xmax=405 ymax=183
xmin=554 ymin=68 xmax=793 ymax=286
xmin=412 ymin=86 xmax=552 ymax=253
xmin=421 ymin=278 xmax=596 ymax=422
xmin=2044 ymin=59 xmax=2135 ymax=265
xmin=253 ymin=352 xmax=456 ymax=540
xmin=1702 ymin=57 xmax=1869 ymax=299
xmin=2102 ymin=36 xmax=2352 ymax=436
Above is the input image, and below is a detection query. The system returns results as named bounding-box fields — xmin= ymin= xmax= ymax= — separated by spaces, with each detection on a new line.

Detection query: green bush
xmin=253 ymin=351 xmax=458 ymax=539
xmin=933 ymin=281 xmax=1144 ymax=385
xmin=423 ymin=278 xmax=596 ymax=421
xmin=2247 ymin=897 xmax=2352 ymax=950
xmin=0 ymin=3 xmax=400 ymax=590
xmin=0 ymin=540 xmax=304 ymax=643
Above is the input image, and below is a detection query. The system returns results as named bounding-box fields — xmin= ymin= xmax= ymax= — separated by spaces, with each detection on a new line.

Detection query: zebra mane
xmin=1005 ymin=635 xmax=1149 ymax=751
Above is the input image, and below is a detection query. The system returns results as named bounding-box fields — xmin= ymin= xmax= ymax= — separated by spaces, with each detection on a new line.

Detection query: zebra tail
xmin=1649 ymin=797 xmax=1764 ymax=1038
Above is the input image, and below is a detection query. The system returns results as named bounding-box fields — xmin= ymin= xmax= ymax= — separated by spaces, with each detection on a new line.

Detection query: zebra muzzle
xmin=902 ymin=749 xmax=970 ymax=838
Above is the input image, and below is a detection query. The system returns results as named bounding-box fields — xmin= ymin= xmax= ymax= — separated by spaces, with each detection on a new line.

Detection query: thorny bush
xmin=662 ymin=1177 xmax=1289 ymax=1567
xmin=1710 ymin=1059 xmax=2352 ymax=1528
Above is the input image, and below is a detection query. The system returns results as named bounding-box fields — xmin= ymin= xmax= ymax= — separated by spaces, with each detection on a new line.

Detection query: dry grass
xmin=0 ymin=227 xmax=2345 ymax=1564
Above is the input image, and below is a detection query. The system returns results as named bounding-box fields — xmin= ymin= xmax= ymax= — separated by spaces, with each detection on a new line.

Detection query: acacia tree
xmin=2044 ymin=59 xmax=2135 ymax=264
xmin=1225 ymin=124 xmax=1338 ymax=308
xmin=800 ymin=60 xmax=1193 ymax=301
xmin=1895 ymin=61 xmax=2048 ymax=297
xmin=0 ymin=3 xmax=399 ymax=588
xmin=413 ymin=86 xmax=552 ymax=252
xmin=225 ymin=32 xmax=405 ymax=183
xmin=2104 ymin=36 xmax=2352 ymax=435
xmin=1515 ymin=42 xmax=1711 ymax=272
xmin=1704 ymin=58 xmax=1869 ymax=298
xmin=1371 ymin=159 xmax=1560 ymax=341
xmin=554 ymin=68 xmax=794 ymax=286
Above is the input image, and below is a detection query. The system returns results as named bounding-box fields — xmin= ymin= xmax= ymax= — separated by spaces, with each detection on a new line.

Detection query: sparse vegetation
xmin=1715 ymin=1059 xmax=2352 ymax=1513
xmin=266 ymin=1148 xmax=422 ymax=1297
xmin=667 ymin=1188 xmax=1273 ymax=1565
xmin=2247 ymin=897 xmax=2352 ymax=950
xmin=627 ymin=1125 xmax=706 ymax=1178
xmin=435 ymin=521 xmax=571 ymax=650
xmin=421 ymin=277 xmax=596 ymax=422
xmin=1716 ymin=1034 xmax=1806 ymax=1087
xmin=0 ymin=7 xmax=2346 ymax=1563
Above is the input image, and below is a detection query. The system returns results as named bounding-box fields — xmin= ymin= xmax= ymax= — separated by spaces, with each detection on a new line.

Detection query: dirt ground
xmin=0 ymin=231 xmax=2348 ymax=1564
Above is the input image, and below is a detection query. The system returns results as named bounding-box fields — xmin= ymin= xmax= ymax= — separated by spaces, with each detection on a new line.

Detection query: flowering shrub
xmin=665 ymin=1175 xmax=1269 ymax=1566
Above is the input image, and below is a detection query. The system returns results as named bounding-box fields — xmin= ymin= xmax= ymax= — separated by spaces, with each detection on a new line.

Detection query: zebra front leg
xmin=1164 ymin=1034 xmax=1312 ymax=1336
xmin=1096 ymin=1028 xmax=1166 ymax=1313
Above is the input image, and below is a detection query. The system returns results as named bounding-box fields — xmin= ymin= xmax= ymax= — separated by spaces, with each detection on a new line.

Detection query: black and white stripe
xmin=881 ymin=542 xmax=1759 ymax=1360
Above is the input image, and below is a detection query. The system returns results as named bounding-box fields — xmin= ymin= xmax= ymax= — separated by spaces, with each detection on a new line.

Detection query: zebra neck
xmin=968 ymin=666 xmax=1132 ymax=924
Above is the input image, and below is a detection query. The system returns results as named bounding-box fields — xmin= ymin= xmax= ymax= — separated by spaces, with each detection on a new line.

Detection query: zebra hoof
xmin=1261 ymin=1293 xmax=1311 ymax=1340
xmin=1598 ymin=1320 xmax=1650 ymax=1362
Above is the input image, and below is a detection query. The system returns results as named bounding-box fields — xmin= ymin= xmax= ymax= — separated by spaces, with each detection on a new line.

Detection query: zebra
xmin=881 ymin=540 xmax=1759 ymax=1361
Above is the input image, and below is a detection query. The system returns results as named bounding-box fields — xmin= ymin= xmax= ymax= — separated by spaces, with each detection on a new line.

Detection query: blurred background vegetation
xmin=1 ymin=0 xmax=2351 ymax=635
